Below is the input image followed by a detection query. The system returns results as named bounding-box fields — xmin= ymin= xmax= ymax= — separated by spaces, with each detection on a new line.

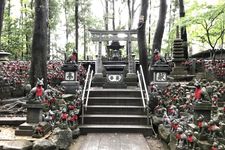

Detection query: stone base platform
xmin=15 ymin=122 xmax=51 ymax=136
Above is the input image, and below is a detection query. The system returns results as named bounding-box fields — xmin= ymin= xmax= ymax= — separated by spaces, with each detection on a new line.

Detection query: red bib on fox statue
xmin=28 ymin=78 xmax=45 ymax=102
xmin=194 ymin=81 xmax=202 ymax=101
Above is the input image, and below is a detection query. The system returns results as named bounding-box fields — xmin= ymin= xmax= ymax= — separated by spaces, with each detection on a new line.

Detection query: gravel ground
xmin=0 ymin=126 xmax=16 ymax=140
xmin=146 ymin=137 xmax=169 ymax=150
xmin=0 ymin=127 xmax=169 ymax=150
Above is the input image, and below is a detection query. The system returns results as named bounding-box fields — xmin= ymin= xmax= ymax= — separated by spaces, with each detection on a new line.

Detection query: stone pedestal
xmin=15 ymin=103 xmax=51 ymax=136
xmin=26 ymin=103 xmax=43 ymax=123
xmin=150 ymin=63 xmax=170 ymax=88
xmin=193 ymin=102 xmax=212 ymax=124
xmin=92 ymin=73 xmax=106 ymax=87
xmin=125 ymin=73 xmax=138 ymax=86
xmin=61 ymin=63 xmax=79 ymax=94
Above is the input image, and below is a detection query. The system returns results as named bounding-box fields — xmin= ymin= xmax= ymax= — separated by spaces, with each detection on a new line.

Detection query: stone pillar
xmin=126 ymin=32 xmax=137 ymax=85
xmin=96 ymin=34 xmax=103 ymax=74
xmin=61 ymin=63 xmax=79 ymax=94
xmin=127 ymin=32 xmax=133 ymax=74
xmin=92 ymin=35 xmax=105 ymax=87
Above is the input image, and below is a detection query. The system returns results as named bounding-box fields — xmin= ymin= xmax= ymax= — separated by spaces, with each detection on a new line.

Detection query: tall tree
xmin=179 ymin=0 xmax=188 ymax=59
xmin=75 ymin=0 xmax=79 ymax=58
xmin=7 ymin=0 xmax=11 ymax=47
xmin=46 ymin=0 xmax=50 ymax=60
xmin=137 ymin=0 xmax=149 ymax=84
xmin=112 ymin=0 xmax=115 ymax=30
xmin=0 ymin=0 xmax=5 ymax=47
xmin=64 ymin=0 xmax=69 ymax=43
xmin=152 ymin=0 xmax=167 ymax=52
xmin=30 ymin=0 xmax=48 ymax=89
xmin=105 ymin=0 xmax=109 ymax=31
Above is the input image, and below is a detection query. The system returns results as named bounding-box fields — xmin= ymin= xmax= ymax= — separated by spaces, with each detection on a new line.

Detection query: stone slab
xmin=78 ymin=133 xmax=150 ymax=150
xmin=0 ymin=117 xmax=26 ymax=126
xmin=0 ymin=140 xmax=33 ymax=150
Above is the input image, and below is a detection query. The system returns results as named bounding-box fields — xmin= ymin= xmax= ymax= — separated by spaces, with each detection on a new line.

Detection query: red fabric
xmin=70 ymin=54 xmax=77 ymax=62
xmin=208 ymin=125 xmax=212 ymax=131
xmin=61 ymin=113 xmax=68 ymax=120
xmin=187 ymin=136 xmax=193 ymax=143
xmin=194 ymin=88 xmax=202 ymax=100
xmin=154 ymin=54 xmax=160 ymax=62
xmin=212 ymin=147 xmax=217 ymax=150
xmin=69 ymin=115 xmax=78 ymax=121
xmin=68 ymin=105 xmax=75 ymax=110
xmin=36 ymin=126 xmax=43 ymax=132
xmin=176 ymin=134 xmax=181 ymax=140
xmin=172 ymin=123 xmax=179 ymax=130
xmin=168 ymin=108 xmax=175 ymax=114
xmin=198 ymin=121 xmax=203 ymax=128
xmin=223 ymin=107 xmax=225 ymax=112
xmin=36 ymin=86 xmax=43 ymax=96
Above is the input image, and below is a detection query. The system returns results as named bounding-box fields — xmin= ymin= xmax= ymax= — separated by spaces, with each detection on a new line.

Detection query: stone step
xmin=0 ymin=117 xmax=26 ymax=126
xmin=81 ymin=114 xmax=148 ymax=125
xmin=85 ymin=105 xmax=145 ymax=115
xmin=87 ymin=88 xmax=141 ymax=97
xmin=15 ymin=129 xmax=33 ymax=136
xmin=79 ymin=124 xmax=153 ymax=136
xmin=86 ymin=97 xmax=143 ymax=106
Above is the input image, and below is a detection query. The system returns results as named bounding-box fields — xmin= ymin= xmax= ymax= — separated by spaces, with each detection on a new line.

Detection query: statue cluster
xmin=151 ymin=80 xmax=225 ymax=149
xmin=28 ymin=79 xmax=82 ymax=137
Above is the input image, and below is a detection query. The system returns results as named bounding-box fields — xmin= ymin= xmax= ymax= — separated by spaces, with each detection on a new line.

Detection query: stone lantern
xmin=150 ymin=63 xmax=171 ymax=88
xmin=61 ymin=63 xmax=79 ymax=94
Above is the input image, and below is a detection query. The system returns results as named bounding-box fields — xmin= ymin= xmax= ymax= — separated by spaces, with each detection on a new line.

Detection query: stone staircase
xmin=79 ymin=87 xmax=153 ymax=136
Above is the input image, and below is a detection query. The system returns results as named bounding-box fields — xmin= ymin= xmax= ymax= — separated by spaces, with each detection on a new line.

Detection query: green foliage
xmin=179 ymin=1 xmax=225 ymax=50
xmin=1 ymin=0 xmax=34 ymax=59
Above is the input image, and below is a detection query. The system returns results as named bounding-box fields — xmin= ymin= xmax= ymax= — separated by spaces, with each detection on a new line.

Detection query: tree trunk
xmin=112 ymin=0 xmax=115 ymax=30
xmin=7 ymin=0 xmax=11 ymax=46
xmin=179 ymin=0 xmax=188 ymax=59
xmin=152 ymin=0 xmax=167 ymax=52
xmin=127 ymin=0 xmax=132 ymax=30
xmin=83 ymin=24 xmax=86 ymax=60
xmin=0 ymin=0 xmax=5 ymax=48
xmin=105 ymin=0 xmax=109 ymax=31
xmin=64 ymin=0 xmax=69 ymax=43
xmin=30 ymin=0 xmax=48 ymax=89
xmin=47 ymin=0 xmax=50 ymax=60
xmin=137 ymin=0 xmax=149 ymax=84
xmin=105 ymin=0 xmax=109 ymax=53
xmin=148 ymin=0 xmax=151 ymax=54
xmin=75 ymin=0 xmax=79 ymax=60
